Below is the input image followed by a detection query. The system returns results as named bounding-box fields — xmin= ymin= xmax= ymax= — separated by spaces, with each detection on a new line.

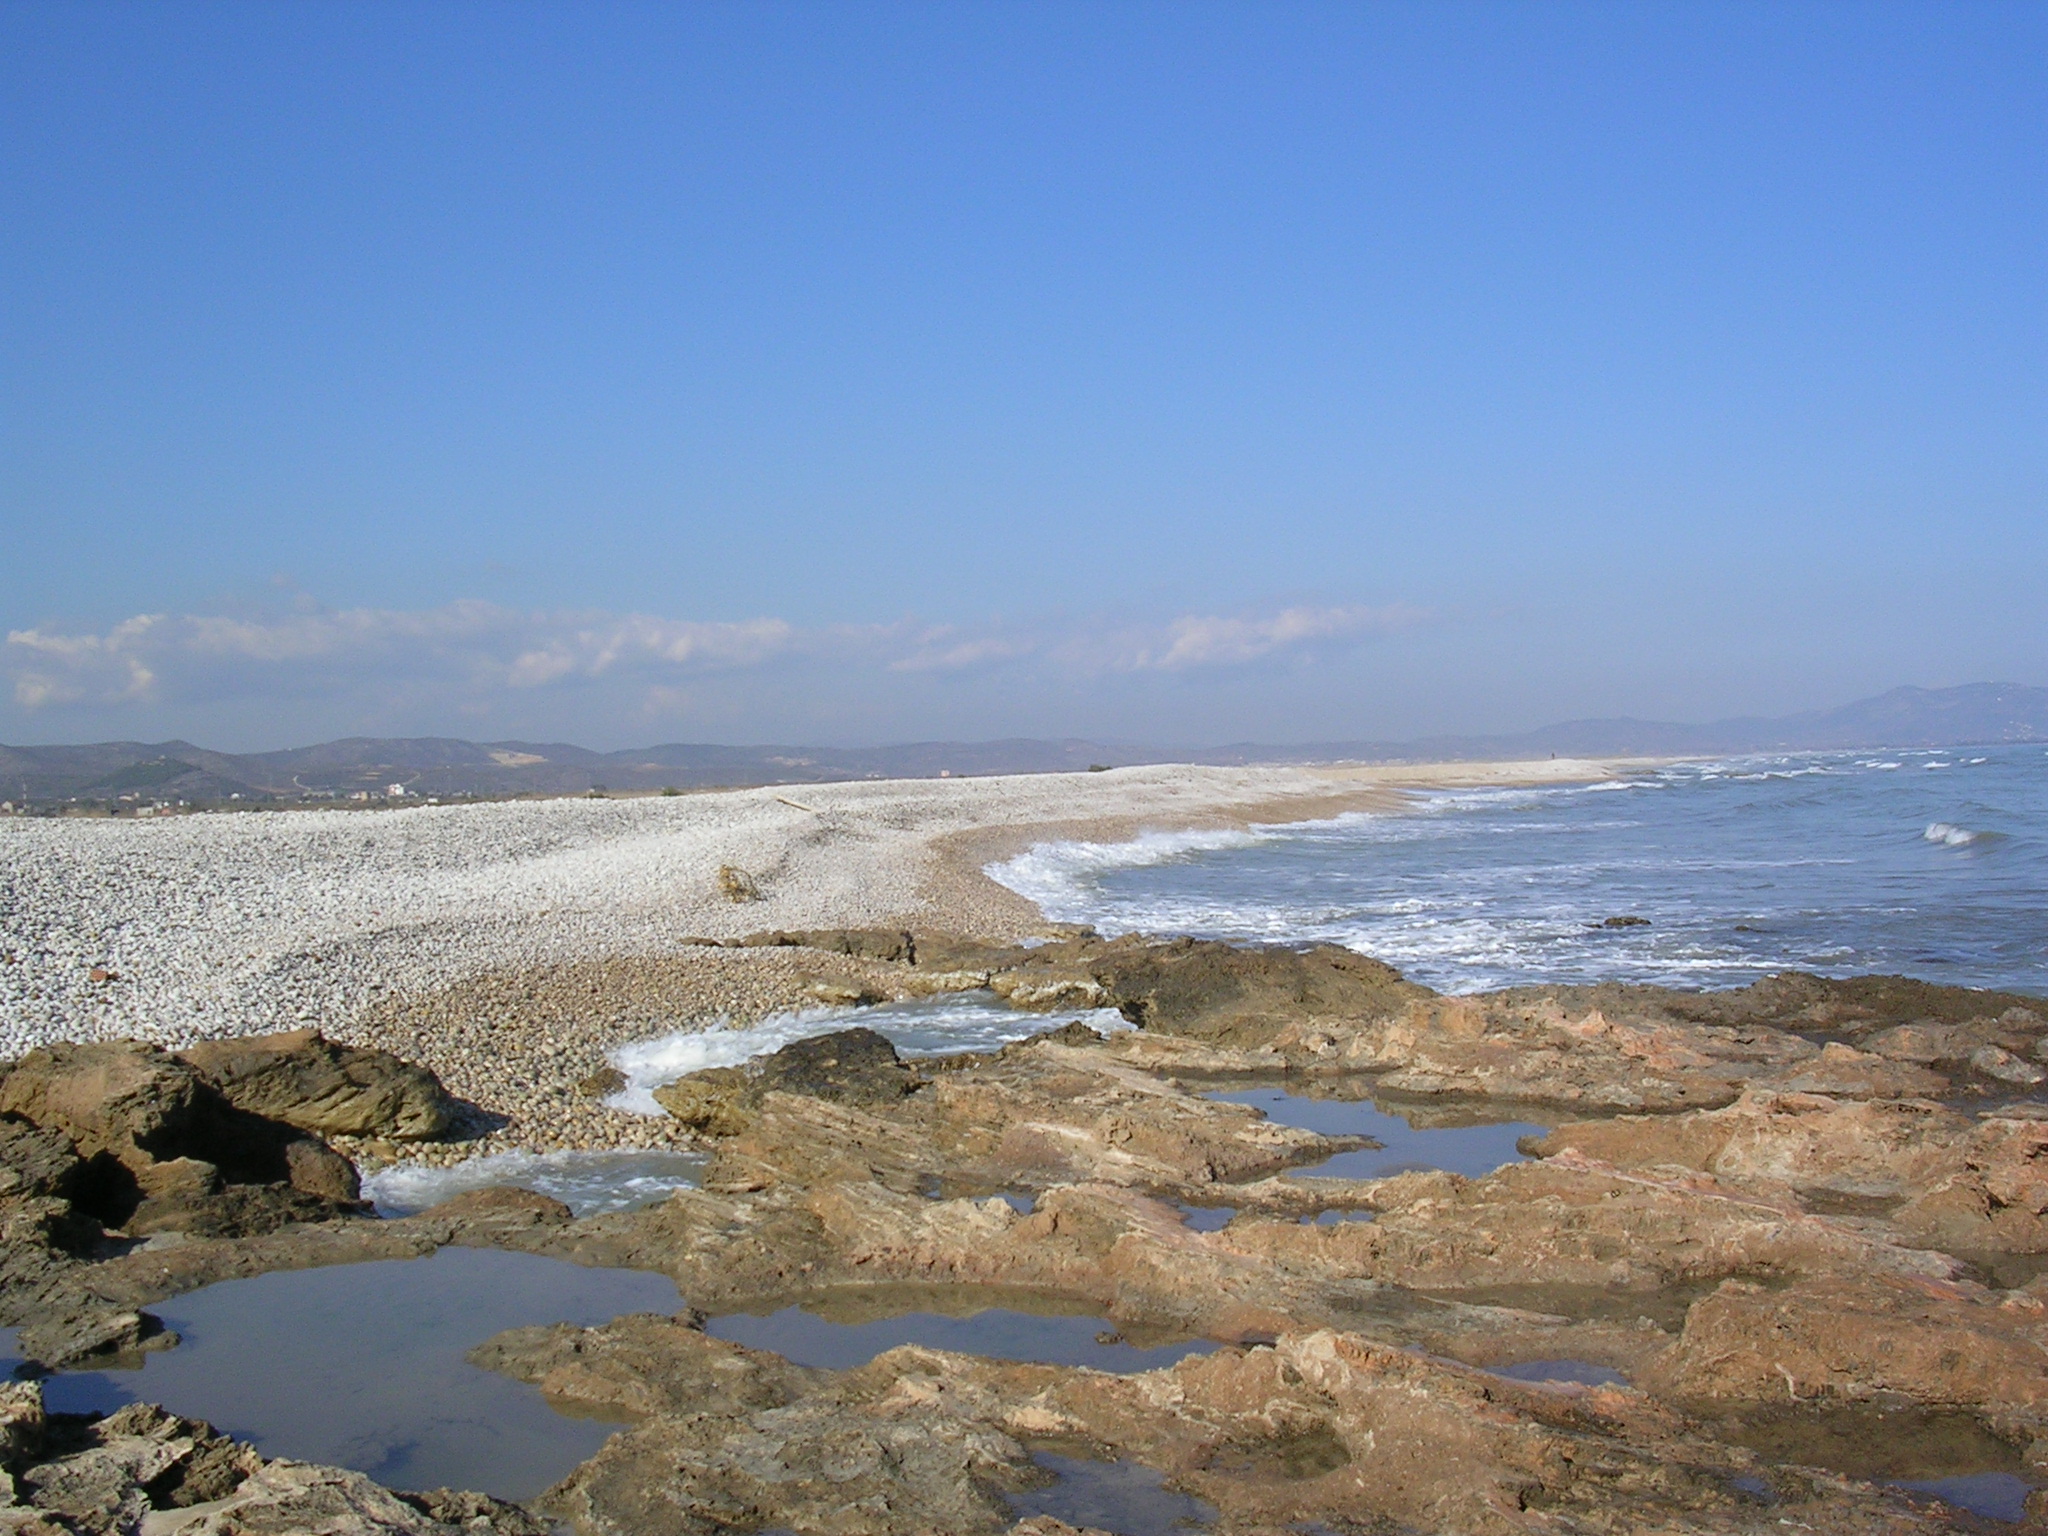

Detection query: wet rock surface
xmin=0 ymin=1386 xmax=543 ymax=1534
xmin=3 ymin=933 xmax=2048 ymax=1531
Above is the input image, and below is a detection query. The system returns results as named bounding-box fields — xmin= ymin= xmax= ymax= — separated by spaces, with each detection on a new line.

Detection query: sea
xmin=988 ymin=743 xmax=2048 ymax=998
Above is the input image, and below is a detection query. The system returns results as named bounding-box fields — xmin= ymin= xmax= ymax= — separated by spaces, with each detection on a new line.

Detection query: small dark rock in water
xmin=653 ymin=1069 xmax=755 ymax=1135
xmin=654 ymin=1028 xmax=922 ymax=1134
xmin=755 ymin=1029 xmax=919 ymax=1107
xmin=576 ymin=1066 xmax=628 ymax=1099
xmin=419 ymin=1186 xmax=575 ymax=1227
xmin=15 ymin=1306 xmax=175 ymax=1371
xmin=1598 ymin=916 xmax=1652 ymax=928
xmin=1014 ymin=1020 xmax=1106 ymax=1051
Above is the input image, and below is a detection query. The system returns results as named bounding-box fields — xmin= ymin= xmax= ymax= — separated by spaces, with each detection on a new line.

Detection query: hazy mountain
xmin=3 ymin=683 xmax=2042 ymax=804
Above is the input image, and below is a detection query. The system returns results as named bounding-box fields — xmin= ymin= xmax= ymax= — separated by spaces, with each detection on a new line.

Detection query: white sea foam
xmin=1924 ymin=821 xmax=1981 ymax=847
xmin=604 ymin=994 xmax=1130 ymax=1115
xmin=364 ymin=1147 xmax=708 ymax=1218
xmin=987 ymin=825 xmax=1269 ymax=925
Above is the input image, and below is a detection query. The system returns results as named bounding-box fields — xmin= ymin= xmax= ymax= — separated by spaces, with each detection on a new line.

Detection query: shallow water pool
xmin=1008 ymin=1451 xmax=1217 ymax=1534
xmin=1486 ymin=1358 xmax=1627 ymax=1388
xmin=1893 ymin=1471 xmax=2035 ymax=1522
xmin=704 ymin=1285 xmax=1218 ymax=1373
xmin=1208 ymin=1088 xmax=1549 ymax=1180
xmin=18 ymin=1246 xmax=681 ymax=1501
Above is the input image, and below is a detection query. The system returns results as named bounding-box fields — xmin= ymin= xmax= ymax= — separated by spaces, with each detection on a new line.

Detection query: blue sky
xmin=3 ymin=2 xmax=2042 ymax=749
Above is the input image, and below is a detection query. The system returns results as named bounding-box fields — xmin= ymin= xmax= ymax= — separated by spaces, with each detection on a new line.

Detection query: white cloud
xmin=889 ymin=628 xmax=1042 ymax=673
xmin=8 ymin=615 xmax=164 ymax=705
xmin=508 ymin=615 xmax=793 ymax=686
xmin=1147 ymin=604 xmax=1426 ymax=669
xmin=4 ymin=602 xmax=798 ymax=710
xmin=3 ymin=597 xmax=1426 ymax=718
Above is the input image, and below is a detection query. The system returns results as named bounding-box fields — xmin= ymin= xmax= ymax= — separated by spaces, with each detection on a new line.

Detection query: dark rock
xmin=422 ymin=1186 xmax=574 ymax=1228
xmin=753 ymin=1029 xmax=918 ymax=1107
xmin=1599 ymin=915 xmax=1652 ymax=928
xmin=0 ymin=1116 xmax=86 ymax=1202
xmin=576 ymin=1066 xmax=628 ymax=1099
xmin=1091 ymin=937 xmax=1428 ymax=1045
xmin=652 ymin=1028 xmax=921 ymax=1133
xmin=125 ymin=1180 xmax=362 ymax=1240
xmin=180 ymin=1029 xmax=456 ymax=1141
xmin=399 ymin=1487 xmax=553 ymax=1534
xmin=736 ymin=928 xmax=916 ymax=963
xmin=651 ymin=1069 xmax=754 ymax=1136
xmin=14 ymin=1306 xmax=173 ymax=1370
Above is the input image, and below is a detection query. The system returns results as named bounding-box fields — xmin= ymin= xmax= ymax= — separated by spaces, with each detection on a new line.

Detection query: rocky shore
xmin=1 ymin=926 xmax=2046 ymax=1532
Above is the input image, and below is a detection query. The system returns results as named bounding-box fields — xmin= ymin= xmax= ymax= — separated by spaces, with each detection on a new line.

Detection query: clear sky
xmin=3 ymin=1 xmax=2042 ymax=750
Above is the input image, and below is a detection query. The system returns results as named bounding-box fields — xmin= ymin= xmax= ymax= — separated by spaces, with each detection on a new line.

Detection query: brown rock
xmin=421 ymin=1185 xmax=574 ymax=1227
xmin=0 ymin=1379 xmax=46 ymax=1472
xmin=651 ymin=1070 xmax=754 ymax=1137
xmin=398 ymin=1487 xmax=552 ymax=1535
xmin=180 ymin=1030 xmax=455 ymax=1141
xmin=283 ymin=1137 xmax=363 ymax=1203
xmin=470 ymin=1310 xmax=819 ymax=1420
xmin=1092 ymin=937 xmax=1427 ymax=1045
xmin=1646 ymin=1272 xmax=2048 ymax=1422
xmin=738 ymin=928 xmax=916 ymax=963
xmin=14 ymin=1306 xmax=171 ymax=1370
xmin=575 ymin=1066 xmax=628 ymax=1098
xmin=0 ymin=1043 xmax=208 ymax=1173
xmin=0 ymin=1116 xmax=85 ymax=1202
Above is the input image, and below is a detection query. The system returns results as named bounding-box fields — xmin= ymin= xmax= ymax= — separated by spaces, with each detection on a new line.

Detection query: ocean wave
xmin=605 ymin=995 xmax=1130 ymax=1114
xmin=607 ymin=1011 xmax=850 ymax=1114
xmin=987 ymin=825 xmax=1269 ymax=919
xmin=1924 ymin=821 xmax=1990 ymax=847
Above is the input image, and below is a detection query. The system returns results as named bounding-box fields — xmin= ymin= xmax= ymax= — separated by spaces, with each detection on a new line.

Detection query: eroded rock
xmin=180 ymin=1030 xmax=457 ymax=1142
xmin=0 ymin=1388 xmax=539 ymax=1535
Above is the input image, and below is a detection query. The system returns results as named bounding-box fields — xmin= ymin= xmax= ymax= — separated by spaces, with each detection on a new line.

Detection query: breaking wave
xmin=1924 ymin=821 xmax=1999 ymax=848
xmin=605 ymin=993 xmax=1130 ymax=1115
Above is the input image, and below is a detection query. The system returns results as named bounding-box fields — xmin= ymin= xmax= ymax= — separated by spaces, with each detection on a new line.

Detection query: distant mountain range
xmin=2 ymin=683 xmax=2043 ymax=805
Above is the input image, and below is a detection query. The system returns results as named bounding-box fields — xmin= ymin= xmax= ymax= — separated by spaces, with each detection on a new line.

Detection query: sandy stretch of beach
xmin=0 ymin=758 xmax=1645 ymax=1154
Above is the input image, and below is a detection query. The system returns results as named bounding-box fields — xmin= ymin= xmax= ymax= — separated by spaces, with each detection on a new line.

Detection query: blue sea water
xmin=991 ymin=745 xmax=2048 ymax=997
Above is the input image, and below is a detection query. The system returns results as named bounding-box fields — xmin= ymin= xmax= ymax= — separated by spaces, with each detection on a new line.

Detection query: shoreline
xmin=910 ymin=756 xmax=1662 ymax=940
xmin=1 ymin=756 xmax=1656 ymax=1163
